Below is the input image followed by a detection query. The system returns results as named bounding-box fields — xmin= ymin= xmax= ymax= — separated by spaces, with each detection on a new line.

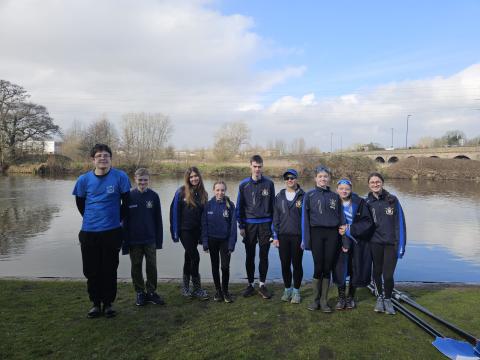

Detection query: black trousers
xmin=79 ymin=228 xmax=122 ymax=305
xmin=310 ymin=226 xmax=341 ymax=280
xmin=278 ymin=234 xmax=303 ymax=289
xmin=180 ymin=229 xmax=201 ymax=278
xmin=244 ymin=222 xmax=272 ymax=283
xmin=208 ymin=238 xmax=231 ymax=291
xmin=370 ymin=242 xmax=398 ymax=299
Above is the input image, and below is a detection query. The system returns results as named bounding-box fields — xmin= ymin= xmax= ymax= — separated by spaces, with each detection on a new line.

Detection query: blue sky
xmin=0 ymin=0 xmax=479 ymax=150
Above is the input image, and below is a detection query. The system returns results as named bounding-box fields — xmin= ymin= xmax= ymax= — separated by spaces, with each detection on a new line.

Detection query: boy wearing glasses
xmin=272 ymin=169 xmax=305 ymax=303
xmin=122 ymin=168 xmax=164 ymax=307
xmin=73 ymin=144 xmax=131 ymax=318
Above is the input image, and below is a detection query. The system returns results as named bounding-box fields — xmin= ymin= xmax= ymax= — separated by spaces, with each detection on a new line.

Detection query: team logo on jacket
xmin=106 ymin=185 xmax=114 ymax=194
xmin=223 ymin=209 xmax=229 ymax=218
xmin=385 ymin=207 xmax=394 ymax=215
xmin=329 ymin=199 xmax=337 ymax=210
xmin=146 ymin=200 xmax=153 ymax=209
xmin=262 ymin=188 xmax=269 ymax=196
xmin=296 ymin=200 xmax=302 ymax=208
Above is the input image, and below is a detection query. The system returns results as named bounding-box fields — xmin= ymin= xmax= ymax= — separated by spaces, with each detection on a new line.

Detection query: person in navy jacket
xmin=366 ymin=172 xmax=407 ymax=315
xmin=236 ymin=155 xmax=275 ymax=299
xmin=272 ymin=169 xmax=305 ymax=304
xmin=201 ymin=181 xmax=237 ymax=303
xmin=302 ymin=166 xmax=345 ymax=313
xmin=170 ymin=167 xmax=209 ymax=300
xmin=122 ymin=168 xmax=164 ymax=307
xmin=333 ymin=178 xmax=373 ymax=310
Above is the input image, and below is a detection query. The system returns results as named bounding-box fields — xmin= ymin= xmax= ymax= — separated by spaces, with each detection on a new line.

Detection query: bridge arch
xmin=407 ymin=156 xmax=415 ymax=159
xmin=387 ymin=156 xmax=399 ymax=164
xmin=454 ymin=155 xmax=470 ymax=160
xmin=430 ymin=156 xmax=439 ymax=158
xmin=375 ymin=156 xmax=385 ymax=163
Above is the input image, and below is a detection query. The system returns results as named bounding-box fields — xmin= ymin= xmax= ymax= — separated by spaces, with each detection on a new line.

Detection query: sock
xmin=293 ymin=288 xmax=300 ymax=294
xmin=259 ymin=282 xmax=265 ymax=287
xmin=285 ymin=287 xmax=292 ymax=292
xmin=250 ymin=282 xmax=254 ymax=287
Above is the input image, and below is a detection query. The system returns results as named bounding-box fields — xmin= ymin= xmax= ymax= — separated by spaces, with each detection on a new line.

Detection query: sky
xmin=0 ymin=0 xmax=479 ymax=151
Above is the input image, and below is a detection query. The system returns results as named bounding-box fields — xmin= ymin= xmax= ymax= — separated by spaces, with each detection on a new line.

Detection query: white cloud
xmin=0 ymin=1 xmax=478 ymax=150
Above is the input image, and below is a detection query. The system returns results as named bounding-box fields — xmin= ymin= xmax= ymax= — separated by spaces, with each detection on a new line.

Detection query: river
xmin=0 ymin=175 xmax=479 ymax=283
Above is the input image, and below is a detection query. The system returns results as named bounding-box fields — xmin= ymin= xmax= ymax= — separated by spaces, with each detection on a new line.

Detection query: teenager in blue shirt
xmin=170 ymin=167 xmax=209 ymax=300
xmin=73 ymin=144 xmax=131 ymax=318
xmin=366 ymin=172 xmax=407 ymax=315
xmin=201 ymin=181 xmax=237 ymax=303
xmin=122 ymin=168 xmax=164 ymax=307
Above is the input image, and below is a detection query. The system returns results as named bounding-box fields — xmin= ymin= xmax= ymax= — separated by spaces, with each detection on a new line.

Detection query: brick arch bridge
xmin=344 ymin=146 xmax=480 ymax=163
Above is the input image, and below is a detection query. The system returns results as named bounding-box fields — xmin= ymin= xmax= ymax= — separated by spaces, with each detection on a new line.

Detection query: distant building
xmin=20 ymin=140 xmax=63 ymax=154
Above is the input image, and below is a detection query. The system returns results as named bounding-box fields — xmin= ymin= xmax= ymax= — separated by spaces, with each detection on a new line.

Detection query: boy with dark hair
xmin=73 ymin=144 xmax=131 ymax=318
xmin=122 ymin=168 xmax=164 ymax=306
xmin=236 ymin=154 xmax=275 ymax=299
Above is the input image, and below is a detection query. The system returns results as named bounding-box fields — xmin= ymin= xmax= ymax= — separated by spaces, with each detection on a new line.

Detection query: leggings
xmin=310 ymin=226 xmax=340 ymax=280
xmin=278 ymin=234 xmax=303 ymax=289
xmin=370 ymin=242 xmax=398 ymax=299
xmin=208 ymin=238 xmax=231 ymax=291
xmin=180 ymin=229 xmax=201 ymax=277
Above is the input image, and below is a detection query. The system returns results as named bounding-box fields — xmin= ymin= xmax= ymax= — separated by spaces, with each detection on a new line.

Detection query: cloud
xmin=0 ymin=1 xmax=478 ymax=150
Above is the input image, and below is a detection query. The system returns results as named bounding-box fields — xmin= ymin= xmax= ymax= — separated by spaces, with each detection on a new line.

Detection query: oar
xmin=367 ymin=284 xmax=480 ymax=359
xmin=393 ymin=288 xmax=480 ymax=356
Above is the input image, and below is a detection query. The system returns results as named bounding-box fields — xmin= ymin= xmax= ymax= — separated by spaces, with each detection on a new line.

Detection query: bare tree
xmin=0 ymin=80 xmax=59 ymax=164
xmin=79 ymin=115 xmax=119 ymax=157
xmin=213 ymin=121 xmax=250 ymax=161
xmin=290 ymin=137 xmax=306 ymax=155
xmin=120 ymin=112 xmax=173 ymax=167
xmin=61 ymin=119 xmax=85 ymax=161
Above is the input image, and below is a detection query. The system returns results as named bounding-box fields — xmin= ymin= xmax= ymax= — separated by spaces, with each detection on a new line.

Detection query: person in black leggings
xmin=201 ymin=181 xmax=237 ymax=303
xmin=272 ymin=169 xmax=305 ymax=304
xmin=302 ymin=166 xmax=344 ymax=312
xmin=365 ymin=172 xmax=407 ymax=315
xmin=170 ymin=167 xmax=209 ymax=300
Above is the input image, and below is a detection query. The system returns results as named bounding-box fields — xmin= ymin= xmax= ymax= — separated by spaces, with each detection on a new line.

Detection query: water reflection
xmin=0 ymin=175 xmax=478 ymax=282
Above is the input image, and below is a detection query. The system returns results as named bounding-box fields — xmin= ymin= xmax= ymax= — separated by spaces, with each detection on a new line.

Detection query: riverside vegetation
xmin=1 ymin=280 xmax=479 ymax=359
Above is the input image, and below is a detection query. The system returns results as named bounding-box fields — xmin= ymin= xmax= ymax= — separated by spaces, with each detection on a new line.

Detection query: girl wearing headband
xmin=333 ymin=178 xmax=373 ymax=310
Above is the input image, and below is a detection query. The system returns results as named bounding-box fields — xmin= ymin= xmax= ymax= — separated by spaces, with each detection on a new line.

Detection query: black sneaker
xmin=242 ymin=284 xmax=255 ymax=297
xmin=103 ymin=304 xmax=117 ymax=318
xmin=223 ymin=291 xmax=234 ymax=303
xmin=258 ymin=285 xmax=272 ymax=299
xmin=346 ymin=297 xmax=356 ymax=309
xmin=213 ymin=290 xmax=224 ymax=302
xmin=136 ymin=292 xmax=146 ymax=306
xmin=146 ymin=292 xmax=165 ymax=305
xmin=87 ymin=305 xmax=101 ymax=318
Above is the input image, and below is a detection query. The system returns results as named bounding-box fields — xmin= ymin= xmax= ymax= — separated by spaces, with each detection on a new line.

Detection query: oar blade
xmin=432 ymin=337 xmax=480 ymax=359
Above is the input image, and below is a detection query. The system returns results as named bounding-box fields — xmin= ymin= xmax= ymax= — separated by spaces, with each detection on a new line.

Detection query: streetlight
xmin=405 ymin=114 xmax=412 ymax=149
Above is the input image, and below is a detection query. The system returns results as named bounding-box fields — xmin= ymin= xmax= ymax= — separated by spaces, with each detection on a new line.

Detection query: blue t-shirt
xmin=73 ymin=168 xmax=131 ymax=232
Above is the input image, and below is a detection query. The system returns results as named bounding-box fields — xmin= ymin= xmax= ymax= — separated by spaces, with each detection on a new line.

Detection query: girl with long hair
xmin=170 ymin=167 xmax=209 ymax=299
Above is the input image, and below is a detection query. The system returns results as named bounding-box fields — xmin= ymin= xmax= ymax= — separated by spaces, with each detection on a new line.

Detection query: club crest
xmin=262 ymin=188 xmax=269 ymax=196
xmin=146 ymin=200 xmax=153 ymax=209
xmin=385 ymin=207 xmax=394 ymax=215
xmin=296 ymin=200 xmax=302 ymax=208
xmin=223 ymin=209 xmax=229 ymax=218
xmin=329 ymin=198 xmax=337 ymax=210
xmin=106 ymin=185 xmax=115 ymax=194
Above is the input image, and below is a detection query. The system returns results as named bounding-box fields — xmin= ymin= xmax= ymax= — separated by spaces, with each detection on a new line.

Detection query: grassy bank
xmin=1 ymin=280 xmax=479 ymax=359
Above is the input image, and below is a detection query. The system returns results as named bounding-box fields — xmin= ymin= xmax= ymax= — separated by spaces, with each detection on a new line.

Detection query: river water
xmin=0 ymin=175 xmax=479 ymax=283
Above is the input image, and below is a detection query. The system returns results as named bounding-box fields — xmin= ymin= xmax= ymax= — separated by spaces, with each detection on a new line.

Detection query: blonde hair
xmin=134 ymin=168 xmax=150 ymax=177
xmin=213 ymin=180 xmax=230 ymax=209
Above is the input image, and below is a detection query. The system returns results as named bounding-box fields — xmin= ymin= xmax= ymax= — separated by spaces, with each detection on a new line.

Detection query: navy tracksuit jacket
xmin=236 ymin=176 xmax=275 ymax=229
xmin=272 ymin=187 xmax=305 ymax=239
xmin=201 ymin=197 xmax=237 ymax=252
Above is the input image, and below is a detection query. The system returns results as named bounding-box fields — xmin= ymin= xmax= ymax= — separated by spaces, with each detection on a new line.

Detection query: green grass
xmin=1 ymin=280 xmax=479 ymax=360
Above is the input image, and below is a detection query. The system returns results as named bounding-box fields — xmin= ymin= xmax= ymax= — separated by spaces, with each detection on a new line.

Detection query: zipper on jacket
xmin=282 ymin=199 xmax=286 ymax=214
xmin=252 ymin=191 xmax=256 ymax=206
xmin=317 ymin=199 xmax=323 ymax=214
xmin=371 ymin=207 xmax=377 ymax=224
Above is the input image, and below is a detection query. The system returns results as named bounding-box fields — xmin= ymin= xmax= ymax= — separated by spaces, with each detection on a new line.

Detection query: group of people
xmin=73 ymin=144 xmax=406 ymax=319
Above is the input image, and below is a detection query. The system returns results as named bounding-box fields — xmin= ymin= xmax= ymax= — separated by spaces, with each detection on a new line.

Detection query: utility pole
xmin=405 ymin=114 xmax=412 ymax=149
xmin=391 ymin=128 xmax=394 ymax=148
xmin=340 ymin=136 xmax=343 ymax=153
xmin=330 ymin=132 xmax=333 ymax=153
